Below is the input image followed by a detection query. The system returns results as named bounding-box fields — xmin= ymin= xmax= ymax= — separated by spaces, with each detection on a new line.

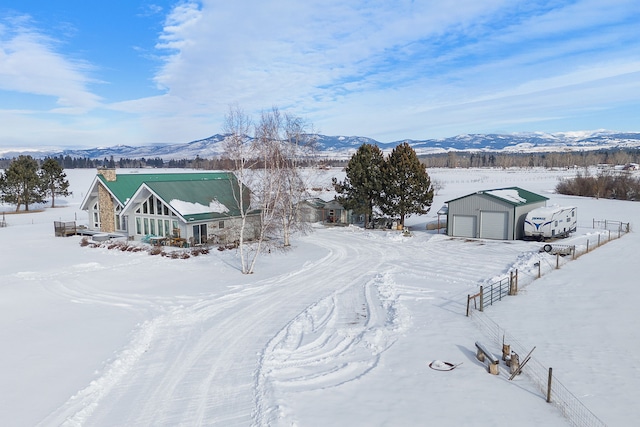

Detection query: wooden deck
xmin=53 ymin=221 xmax=124 ymax=239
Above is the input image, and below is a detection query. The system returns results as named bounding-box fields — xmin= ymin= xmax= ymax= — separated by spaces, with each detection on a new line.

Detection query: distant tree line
xmin=420 ymin=148 xmax=640 ymax=169
xmin=556 ymin=169 xmax=640 ymax=201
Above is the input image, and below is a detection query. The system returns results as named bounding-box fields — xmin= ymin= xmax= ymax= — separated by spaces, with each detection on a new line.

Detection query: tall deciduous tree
xmin=279 ymin=112 xmax=317 ymax=246
xmin=222 ymin=105 xmax=257 ymax=274
xmin=332 ymin=143 xmax=385 ymax=228
xmin=379 ymin=142 xmax=434 ymax=226
xmin=39 ymin=158 xmax=71 ymax=208
xmin=0 ymin=155 xmax=44 ymax=212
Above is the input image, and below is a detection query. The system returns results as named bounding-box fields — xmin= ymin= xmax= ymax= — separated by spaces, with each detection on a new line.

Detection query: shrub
xmin=149 ymin=246 xmax=163 ymax=256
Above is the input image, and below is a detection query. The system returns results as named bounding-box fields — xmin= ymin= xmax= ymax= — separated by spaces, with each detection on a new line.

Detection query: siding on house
xmin=80 ymin=169 xmax=259 ymax=245
xmin=446 ymin=187 xmax=548 ymax=240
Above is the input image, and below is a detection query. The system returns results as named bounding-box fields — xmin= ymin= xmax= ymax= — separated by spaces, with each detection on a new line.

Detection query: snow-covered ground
xmin=1 ymin=167 xmax=638 ymax=426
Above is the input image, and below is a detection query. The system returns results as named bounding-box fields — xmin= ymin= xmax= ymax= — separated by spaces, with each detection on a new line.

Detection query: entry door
xmin=480 ymin=211 xmax=508 ymax=240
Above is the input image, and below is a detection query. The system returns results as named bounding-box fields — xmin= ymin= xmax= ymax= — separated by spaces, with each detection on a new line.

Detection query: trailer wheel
xmin=543 ymin=244 xmax=553 ymax=253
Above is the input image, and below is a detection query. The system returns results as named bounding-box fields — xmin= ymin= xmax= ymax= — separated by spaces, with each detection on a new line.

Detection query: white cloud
xmin=140 ymin=0 xmax=639 ymax=140
xmin=0 ymin=15 xmax=102 ymax=112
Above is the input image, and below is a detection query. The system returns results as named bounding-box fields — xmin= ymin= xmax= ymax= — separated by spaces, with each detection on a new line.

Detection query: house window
xmin=150 ymin=218 xmax=156 ymax=235
xmin=219 ymin=221 xmax=224 ymax=229
xmin=115 ymin=205 xmax=122 ymax=231
xmin=157 ymin=198 xmax=163 ymax=216
xmin=149 ymin=196 xmax=155 ymax=215
xmin=142 ymin=201 xmax=148 ymax=214
xmin=143 ymin=218 xmax=149 ymax=235
xmin=193 ymin=224 xmax=208 ymax=245
xmin=164 ymin=220 xmax=170 ymax=236
xmin=136 ymin=217 xmax=142 ymax=235
xmin=91 ymin=202 xmax=100 ymax=228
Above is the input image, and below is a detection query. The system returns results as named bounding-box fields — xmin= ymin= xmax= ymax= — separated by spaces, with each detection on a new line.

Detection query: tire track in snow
xmin=38 ymin=228 xmax=390 ymax=426
xmin=253 ymin=271 xmax=408 ymax=425
xmin=252 ymin=231 xmax=407 ymax=426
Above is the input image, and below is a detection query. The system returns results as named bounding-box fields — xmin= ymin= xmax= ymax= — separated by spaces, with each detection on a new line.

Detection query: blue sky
xmin=1 ymin=0 xmax=639 ymax=149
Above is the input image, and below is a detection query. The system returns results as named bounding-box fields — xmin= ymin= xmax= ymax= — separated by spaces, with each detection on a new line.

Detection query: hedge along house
xmin=445 ymin=187 xmax=548 ymax=240
xmin=80 ymin=169 xmax=259 ymax=245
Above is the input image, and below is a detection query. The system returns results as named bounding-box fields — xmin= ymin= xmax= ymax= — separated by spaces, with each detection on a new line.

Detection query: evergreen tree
xmin=379 ymin=142 xmax=434 ymax=226
xmin=0 ymin=155 xmax=44 ymax=212
xmin=332 ymin=143 xmax=385 ymax=228
xmin=39 ymin=158 xmax=71 ymax=208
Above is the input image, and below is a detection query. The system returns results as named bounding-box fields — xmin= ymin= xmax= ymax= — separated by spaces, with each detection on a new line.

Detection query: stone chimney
xmin=97 ymin=167 xmax=117 ymax=182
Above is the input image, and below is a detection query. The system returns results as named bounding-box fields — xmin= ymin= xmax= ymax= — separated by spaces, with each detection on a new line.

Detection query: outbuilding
xmin=445 ymin=187 xmax=548 ymax=240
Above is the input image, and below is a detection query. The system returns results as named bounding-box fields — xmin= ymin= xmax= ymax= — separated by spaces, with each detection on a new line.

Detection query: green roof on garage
xmin=446 ymin=187 xmax=548 ymax=206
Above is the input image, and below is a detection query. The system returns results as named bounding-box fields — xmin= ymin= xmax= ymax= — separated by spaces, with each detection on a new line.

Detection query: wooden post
xmin=537 ymin=262 xmax=541 ymax=278
xmin=502 ymin=344 xmax=510 ymax=361
xmin=556 ymin=253 xmax=560 ymax=269
xmin=509 ymin=271 xmax=514 ymax=295
xmin=479 ymin=286 xmax=484 ymax=312
xmin=586 ymin=240 xmax=589 ymax=253
xmin=515 ymin=270 xmax=518 ymax=294
xmin=547 ymin=367 xmax=553 ymax=403
xmin=598 ymin=234 xmax=601 ymax=246
xmin=466 ymin=295 xmax=470 ymax=317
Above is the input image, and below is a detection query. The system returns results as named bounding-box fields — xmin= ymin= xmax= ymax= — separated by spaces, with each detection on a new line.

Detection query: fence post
xmin=480 ymin=286 xmax=484 ymax=312
xmin=509 ymin=271 xmax=514 ymax=295
xmin=586 ymin=240 xmax=590 ymax=253
xmin=466 ymin=295 xmax=470 ymax=317
xmin=547 ymin=367 xmax=553 ymax=403
xmin=515 ymin=270 xmax=518 ymax=294
xmin=556 ymin=253 xmax=560 ymax=269
xmin=598 ymin=234 xmax=601 ymax=247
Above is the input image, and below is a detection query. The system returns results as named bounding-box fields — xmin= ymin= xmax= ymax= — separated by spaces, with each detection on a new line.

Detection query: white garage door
xmin=480 ymin=211 xmax=508 ymax=240
xmin=452 ymin=215 xmax=476 ymax=238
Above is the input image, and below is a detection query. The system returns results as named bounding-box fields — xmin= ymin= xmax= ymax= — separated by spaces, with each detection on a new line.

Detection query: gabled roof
xmin=144 ymin=179 xmax=245 ymax=221
xmin=97 ymin=172 xmax=233 ymax=205
xmin=86 ymin=171 xmax=252 ymax=222
xmin=446 ymin=187 xmax=548 ymax=206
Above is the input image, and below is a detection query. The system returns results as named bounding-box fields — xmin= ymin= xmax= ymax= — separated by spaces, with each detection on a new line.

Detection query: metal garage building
xmin=445 ymin=187 xmax=548 ymax=240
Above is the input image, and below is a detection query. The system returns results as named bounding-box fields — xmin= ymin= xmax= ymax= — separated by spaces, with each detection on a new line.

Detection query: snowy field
xmin=1 ymin=167 xmax=638 ymax=426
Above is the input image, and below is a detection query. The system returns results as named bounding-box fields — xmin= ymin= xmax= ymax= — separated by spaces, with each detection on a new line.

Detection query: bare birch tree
xmin=222 ymin=105 xmax=317 ymax=272
xmin=279 ymin=113 xmax=317 ymax=246
xmin=222 ymin=105 xmax=257 ymax=274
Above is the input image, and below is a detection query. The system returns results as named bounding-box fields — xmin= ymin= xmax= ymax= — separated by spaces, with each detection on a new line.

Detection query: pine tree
xmin=39 ymin=158 xmax=71 ymax=208
xmin=379 ymin=142 xmax=434 ymax=226
xmin=0 ymin=155 xmax=44 ymax=212
xmin=332 ymin=143 xmax=385 ymax=228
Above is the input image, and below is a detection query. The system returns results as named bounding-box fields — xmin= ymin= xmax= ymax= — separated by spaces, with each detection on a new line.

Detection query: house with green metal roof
xmin=80 ymin=168 xmax=259 ymax=245
xmin=445 ymin=187 xmax=548 ymax=240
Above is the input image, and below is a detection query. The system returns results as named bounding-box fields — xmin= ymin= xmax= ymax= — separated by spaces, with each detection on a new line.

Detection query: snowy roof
xmin=95 ymin=171 xmax=251 ymax=221
xmin=446 ymin=187 xmax=548 ymax=206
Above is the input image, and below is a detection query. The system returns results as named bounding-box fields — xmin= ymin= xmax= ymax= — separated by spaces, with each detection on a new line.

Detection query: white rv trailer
xmin=523 ymin=205 xmax=577 ymax=240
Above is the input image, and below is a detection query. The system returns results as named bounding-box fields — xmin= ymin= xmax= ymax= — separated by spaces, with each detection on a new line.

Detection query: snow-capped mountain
xmin=3 ymin=130 xmax=640 ymax=160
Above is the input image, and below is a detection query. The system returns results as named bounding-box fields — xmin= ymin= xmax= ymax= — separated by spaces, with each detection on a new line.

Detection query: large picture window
xmin=193 ymin=224 xmax=207 ymax=245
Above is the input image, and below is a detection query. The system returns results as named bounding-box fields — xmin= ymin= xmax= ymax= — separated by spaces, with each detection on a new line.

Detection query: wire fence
xmin=464 ymin=218 xmax=631 ymax=426
xmin=468 ymin=219 xmax=631 ymax=314
xmin=471 ymin=313 xmax=607 ymax=427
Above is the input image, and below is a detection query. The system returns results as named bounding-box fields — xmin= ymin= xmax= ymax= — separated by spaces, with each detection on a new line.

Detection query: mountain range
xmin=3 ymin=130 xmax=640 ymax=160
